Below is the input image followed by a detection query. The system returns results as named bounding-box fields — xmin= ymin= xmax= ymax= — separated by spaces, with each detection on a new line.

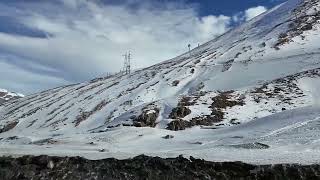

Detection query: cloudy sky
xmin=0 ymin=0 xmax=285 ymax=94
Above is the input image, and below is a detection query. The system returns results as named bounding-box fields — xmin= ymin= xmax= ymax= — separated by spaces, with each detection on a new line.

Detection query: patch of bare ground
xmin=274 ymin=0 xmax=320 ymax=49
xmin=167 ymin=91 xmax=245 ymax=131
xmin=252 ymin=68 xmax=320 ymax=104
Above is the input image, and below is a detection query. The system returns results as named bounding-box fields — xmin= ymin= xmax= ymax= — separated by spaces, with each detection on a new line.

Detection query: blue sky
xmin=0 ymin=0 xmax=286 ymax=94
xmin=97 ymin=0 xmax=286 ymax=16
xmin=186 ymin=0 xmax=285 ymax=16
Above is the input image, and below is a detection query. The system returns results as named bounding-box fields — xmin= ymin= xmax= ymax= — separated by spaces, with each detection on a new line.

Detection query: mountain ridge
xmin=1 ymin=0 xmax=320 ymax=164
xmin=0 ymin=88 xmax=24 ymax=106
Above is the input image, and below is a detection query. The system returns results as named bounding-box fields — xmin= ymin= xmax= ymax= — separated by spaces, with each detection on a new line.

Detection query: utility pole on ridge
xmin=122 ymin=51 xmax=131 ymax=75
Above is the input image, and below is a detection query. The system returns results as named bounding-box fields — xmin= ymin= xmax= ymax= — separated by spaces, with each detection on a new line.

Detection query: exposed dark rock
xmin=229 ymin=142 xmax=270 ymax=149
xmin=194 ymin=59 xmax=201 ymax=64
xmin=162 ymin=135 xmax=174 ymax=139
xmin=251 ymin=68 xmax=317 ymax=106
xmin=31 ymin=138 xmax=58 ymax=145
xmin=0 ymin=155 xmax=320 ymax=180
xmin=230 ymin=118 xmax=241 ymax=125
xmin=167 ymin=119 xmax=187 ymax=131
xmin=0 ymin=91 xmax=6 ymax=97
xmin=259 ymin=42 xmax=266 ymax=48
xmin=211 ymin=91 xmax=244 ymax=109
xmin=0 ymin=91 xmax=22 ymax=106
xmin=167 ymin=91 xmax=245 ymax=131
xmin=172 ymin=80 xmax=180 ymax=86
xmin=189 ymin=115 xmax=221 ymax=126
xmin=231 ymin=136 xmax=244 ymax=139
xmin=189 ymin=141 xmax=203 ymax=145
xmin=6 ymin=136 xmax=19 ymax=140
xmin=178 ymin=96 xmax=197 ymax=106
xmin=169 ymin=106 xmax=191 ymax=119
xmin=274 ymin=0 xmax=320 ymax=49
xmin=133 ymin=108 xmax=160 ymax=128
xmin=0 ymin=121 xmax=19 ymax=133
xmin=222 ymin=59 xmax=234 ymax=72
xmin=209 ymin=91 xmax=245 ymax=123
xmin=167 ymin=115 xmax=222 ymax=131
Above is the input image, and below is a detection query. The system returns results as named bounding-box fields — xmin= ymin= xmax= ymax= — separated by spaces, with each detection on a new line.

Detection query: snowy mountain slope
xmin=0 ymin=88 xmax=24 ymax=106
xmin=1 ymin=0 xmax=320 ymax=164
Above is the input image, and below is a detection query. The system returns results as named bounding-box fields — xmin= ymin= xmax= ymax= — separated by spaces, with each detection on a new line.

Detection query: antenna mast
xmin=122 ymin=53 xmax=127 ymax=74
xmin=127 ymin=51 xmax=131 ymax=74
xmin=122 ymin=51 xmax=131 ymax=75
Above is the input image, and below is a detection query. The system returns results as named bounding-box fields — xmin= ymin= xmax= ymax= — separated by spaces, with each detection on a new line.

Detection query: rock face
xmin=0 ymin=155 xmax=319 ymax=180
xmin=167 ymin=119 xmax=188 ymax=131
xmin=133 ymin=108 xmax=160 ymax=127
xmin=169 ymin=106 xmax=191 ymax=119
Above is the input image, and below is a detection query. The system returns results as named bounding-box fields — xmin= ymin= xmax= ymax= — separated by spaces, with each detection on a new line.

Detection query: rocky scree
xmin=0 ymin=155 xmax=320 ymax=180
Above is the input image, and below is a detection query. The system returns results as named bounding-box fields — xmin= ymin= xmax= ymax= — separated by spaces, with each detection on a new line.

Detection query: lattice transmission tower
xmin=122 ymin=51 xmax=131 ymax=75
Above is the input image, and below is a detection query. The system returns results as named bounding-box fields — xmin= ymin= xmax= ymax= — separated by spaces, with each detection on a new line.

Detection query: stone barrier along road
xmin=0 ymin=155 xmax=319 ymax=180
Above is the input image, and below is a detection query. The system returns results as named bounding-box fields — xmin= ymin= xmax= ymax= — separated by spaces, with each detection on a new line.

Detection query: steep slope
xmin=0 ymin=88 xmax=24 ymax=105
xmin=1 ymin=0 xmax=320 ymax=164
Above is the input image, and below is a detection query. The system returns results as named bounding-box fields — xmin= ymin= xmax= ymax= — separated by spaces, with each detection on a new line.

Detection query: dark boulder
xmin=169 ymin=106 xmax=191 ymax=119
xmin=167 ymin=119 xmax=188 ymax=131
xmin=162 ymin=135 xmax=174 ymax=139
xmin=133 ymin=108 xmax=160 ymax=128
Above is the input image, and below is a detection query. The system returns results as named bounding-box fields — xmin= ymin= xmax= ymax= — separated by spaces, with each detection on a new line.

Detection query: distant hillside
xmin=0 ymin=88 xmax=24 ymax=105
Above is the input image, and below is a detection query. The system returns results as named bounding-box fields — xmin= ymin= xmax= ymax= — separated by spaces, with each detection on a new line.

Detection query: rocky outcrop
xmin=167 ymin=119 xmax=188 ymax=131
xmin=166 ymin=91 xmax=245 ymax=131
xmin=209 ymin=91 xmax=245 ymax=121
xmin=169 ymin=106 xmax=191 ymax=119
xmin=133 ymin=108 xmax=160 ymax=127
xmin=167 ymin=115 xmax=222 ymax=131
xmin=172 ymin=80 xmax=180 ymax=86
xmin=0 ymin=89 xmax=23 ymax=106
xmin=0 ymin=121 xmax=19 ymax=133
xmin=0 ymin=155 xmax=320 ymax=180
xmin=275 ymin=0 xmax=320 ymax=49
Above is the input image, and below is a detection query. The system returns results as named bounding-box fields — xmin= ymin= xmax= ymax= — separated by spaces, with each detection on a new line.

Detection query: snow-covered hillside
xmin=1 ymin=0 xmax=320 ymax=164
xmin=0 ymin=88 xmax=24 ymax=105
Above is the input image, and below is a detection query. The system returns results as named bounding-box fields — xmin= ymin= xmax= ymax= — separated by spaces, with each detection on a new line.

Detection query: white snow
xmin=0 ymin=88 xmax=24 ymax=103
xmin=298 ymin=77 xmax=320 ymax=106
xmin=1 ymin=0 xmax=320 ymax=165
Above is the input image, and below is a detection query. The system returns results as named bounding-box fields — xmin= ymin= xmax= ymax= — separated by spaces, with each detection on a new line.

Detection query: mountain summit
xmin=0 ymin=0 xmax=320 ymax=164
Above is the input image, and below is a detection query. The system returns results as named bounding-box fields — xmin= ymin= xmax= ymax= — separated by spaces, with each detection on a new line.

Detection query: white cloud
xmin=232 ymin=6 xmax=268 ymax=24
xmin=0 ymin=0 xmax=233 ymax=94
xmin=197 ymin=15 xmax=231 ymax=41
xmin=0 ymin=60 xmax=69 ymax=94
xmin=245 ymin=6 xmax=267 ymax=21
